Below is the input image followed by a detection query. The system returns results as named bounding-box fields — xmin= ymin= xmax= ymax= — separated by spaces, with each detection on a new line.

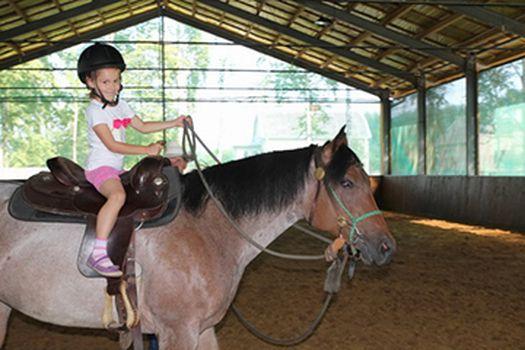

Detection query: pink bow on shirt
xmin=113 ymin=118 xmax=132 ymax=129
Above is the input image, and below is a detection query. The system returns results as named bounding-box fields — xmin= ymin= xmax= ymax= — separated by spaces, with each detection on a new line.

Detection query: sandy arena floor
xmin=3 ymin=212 xmax=525 ymax=349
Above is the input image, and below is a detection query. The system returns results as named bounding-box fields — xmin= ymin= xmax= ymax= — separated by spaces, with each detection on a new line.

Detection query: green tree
xmin=260 ymin=59 xmax=333 ymax=139
xmin=478 ymin=64 xmax=514 ymax=134
xmin=0 ymin=59 xmax=68 ymax=167
xmin=0 ymin=17 xmax=211 ymax=172
xmin=365 ymin=111 xmax=381 ymax=173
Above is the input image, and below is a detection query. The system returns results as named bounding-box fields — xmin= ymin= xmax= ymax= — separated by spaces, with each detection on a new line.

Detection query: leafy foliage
xmin=0 ymin=19 xmax=209 ymax=171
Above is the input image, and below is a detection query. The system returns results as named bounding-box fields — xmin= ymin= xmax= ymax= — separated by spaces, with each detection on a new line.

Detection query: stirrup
xmin=120 ymin=280 xmax=139 ymax=329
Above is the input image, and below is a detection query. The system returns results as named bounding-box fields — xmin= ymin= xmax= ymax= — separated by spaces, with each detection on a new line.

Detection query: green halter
xmin=327 ymin=183 xmax=383 ymax=255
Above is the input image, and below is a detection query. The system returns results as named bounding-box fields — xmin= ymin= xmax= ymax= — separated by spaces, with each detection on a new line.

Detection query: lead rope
xmin=182 ymin=120 xmax=325 ymax=261
xmin=182 ymin=120 xmax=331 ymax=243
xmin=181 ymin=120 xmax=351 ymax=345
xmin=232 ymin=252 xmax=349 ymax=346
xmin=181 ymin=121 xmax=387 ymax=346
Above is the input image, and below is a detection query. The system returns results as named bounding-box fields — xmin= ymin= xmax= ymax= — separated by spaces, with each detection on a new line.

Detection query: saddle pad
xmin=8 ymin=186 xmax=86 ymax=224
xmin=8 ymin=185 xmax=182 ymax=229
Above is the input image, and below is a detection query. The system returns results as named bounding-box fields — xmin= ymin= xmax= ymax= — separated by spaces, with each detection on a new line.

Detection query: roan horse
xmin=0 ymin=128 xmax=395 ymax=349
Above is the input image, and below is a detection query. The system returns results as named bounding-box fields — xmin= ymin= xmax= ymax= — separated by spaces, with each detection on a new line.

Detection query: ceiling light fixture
xmin=315 ymin=16 xmax=333 ymax=27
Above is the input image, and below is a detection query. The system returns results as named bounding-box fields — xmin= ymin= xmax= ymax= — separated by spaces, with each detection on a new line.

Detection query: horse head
xmin=308 ymin=127 xmax=396 ymax=266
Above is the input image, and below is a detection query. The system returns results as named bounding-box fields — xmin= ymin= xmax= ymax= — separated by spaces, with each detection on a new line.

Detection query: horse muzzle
xmin=353 ymin=233 xmax=396 ymax=266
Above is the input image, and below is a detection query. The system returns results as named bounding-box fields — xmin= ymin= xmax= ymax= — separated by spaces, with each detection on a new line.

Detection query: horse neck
xmin=232 ymin=168 xmax=318 ymax=270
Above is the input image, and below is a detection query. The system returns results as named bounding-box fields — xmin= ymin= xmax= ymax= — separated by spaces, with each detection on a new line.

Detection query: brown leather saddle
xmin=8 ymin=156 xmax=182 ymax=292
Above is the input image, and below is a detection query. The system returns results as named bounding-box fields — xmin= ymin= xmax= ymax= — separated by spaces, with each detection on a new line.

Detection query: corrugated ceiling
xmin=1 ymin=0 xmax=525 ymax=97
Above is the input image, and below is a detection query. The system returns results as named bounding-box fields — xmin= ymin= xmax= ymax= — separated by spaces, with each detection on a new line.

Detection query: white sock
xmin=91 ymin=238 xmax=114 ymax=268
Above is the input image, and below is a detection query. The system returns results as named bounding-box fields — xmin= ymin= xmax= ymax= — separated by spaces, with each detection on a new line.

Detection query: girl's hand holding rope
xmin=173 ymin=115 xmax=192 ymax=128
xmin=146 ymin=142 xmax=163 ymax=156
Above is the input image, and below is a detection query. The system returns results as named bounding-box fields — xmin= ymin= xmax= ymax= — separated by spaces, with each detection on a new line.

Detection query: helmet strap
xmin=90 ymin=84 xmax=123 ymax=109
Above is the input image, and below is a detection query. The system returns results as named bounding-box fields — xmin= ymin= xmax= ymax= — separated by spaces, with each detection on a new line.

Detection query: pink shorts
xmin=85 ymin=166 xmax=124 ymax=191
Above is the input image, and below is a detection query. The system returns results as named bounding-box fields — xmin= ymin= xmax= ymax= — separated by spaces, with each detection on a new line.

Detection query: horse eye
xmin=341 ymin=179 xmax=353 ymax=188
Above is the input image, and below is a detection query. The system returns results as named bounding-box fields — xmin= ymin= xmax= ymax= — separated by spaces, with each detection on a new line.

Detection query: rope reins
xmin=179 ymin=120 xmax=381 ymax=346
xmin=181 ymin=120 xmax=325 ymax=260
xmin=182 ymin=120 xmax=382 ymax=255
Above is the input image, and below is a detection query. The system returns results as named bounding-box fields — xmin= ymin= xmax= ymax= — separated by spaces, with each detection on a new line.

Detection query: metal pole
xmin=465 ymin=54 xmax=479 ymax=176
xmin=380 ymin=91 xmax=391 ymax=175
xmin=417 ymin=74 xmax=427 ymax=175
xmin=161 ymin=14 xmax=167 ymax=141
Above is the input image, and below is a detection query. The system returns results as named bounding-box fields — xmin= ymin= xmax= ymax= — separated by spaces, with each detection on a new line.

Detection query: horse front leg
xmin=157 ymin=323 xmax=199 ymax=350
xmin=156 ymin=327 xmax=219 ymax=350
xmin=197 ymin=327 xmax=219 ymax=350
xmin=0 ymin=301 xmax=11 ymax=348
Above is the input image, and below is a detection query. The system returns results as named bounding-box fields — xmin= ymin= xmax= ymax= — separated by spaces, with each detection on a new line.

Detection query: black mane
xmin=181 ymin=146 xmax=315 ymax=218
xmin=181 ymin=143 xmax=361 ymax=218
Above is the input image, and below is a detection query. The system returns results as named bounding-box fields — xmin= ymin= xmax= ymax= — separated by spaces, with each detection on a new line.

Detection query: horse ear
xmin=321 ymin=126 xmax=348 ymax=164
xmin=334 ymin=126 xmax=348 ymax=148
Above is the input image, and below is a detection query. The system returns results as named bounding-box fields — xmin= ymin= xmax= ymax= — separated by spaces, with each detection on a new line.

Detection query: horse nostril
xmin=375 ymin=239 xmax=395 ymax=265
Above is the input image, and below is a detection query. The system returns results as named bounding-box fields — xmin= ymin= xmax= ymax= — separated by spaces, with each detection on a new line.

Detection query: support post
xmin=417 ymin=74 xmax=427 ymax=175
xmin=161 ymin=14 xmax=167 ymax=141
xmin=381 ymin=91 xmax=391 ymax=175
xmin=465 ymin=54 xmax=479 ymax=176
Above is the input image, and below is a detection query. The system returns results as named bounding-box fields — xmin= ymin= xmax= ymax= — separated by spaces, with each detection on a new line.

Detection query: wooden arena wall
xmin=371 ymin=176 xmax=525 ymax=232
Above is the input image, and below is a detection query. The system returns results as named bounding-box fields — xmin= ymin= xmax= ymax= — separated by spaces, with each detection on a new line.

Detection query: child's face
xmin=86 ymin=67 xmax=122 ymax=102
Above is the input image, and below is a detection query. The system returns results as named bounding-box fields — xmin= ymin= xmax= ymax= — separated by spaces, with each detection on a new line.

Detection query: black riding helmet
xmin=77 ymin=43 xmax=126 ymax=108
xmin=77 ymin=43 xmax=126 ymax=84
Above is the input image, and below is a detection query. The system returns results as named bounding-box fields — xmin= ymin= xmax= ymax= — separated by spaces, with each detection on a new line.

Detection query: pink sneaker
xmin=87 ymin=254 xmax=123 ymax=278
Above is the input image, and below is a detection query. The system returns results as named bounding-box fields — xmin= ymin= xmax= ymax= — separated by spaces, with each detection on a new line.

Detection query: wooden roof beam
xmin=6 ymin=0 xmax=50 ymax=44
xmin=51 ymin=0 xmax=80 ymax=37
xmin=0 ymin=0 xmax=122 ymax=42
xmin=266 ymin=3 xmax=303 ymax=52
xmin=373 ymin=12 xmax=464 ymax=62
xmin=298 ymin=0 xmax=465 ymax=67
xmin=125 ymin=0 xmax=135 ymax=16
xmin=96 ymin=10 xmax=108 ymax=26
xmin=291 ymin=6 xmax=312 ymax=61
xmin=458 ymin=12 xmax=525 ymax=50
xmin=418 ymin=12 xmax=464 ymax=39
xmin=446 ymin=5 xmax=525 ymax=38
xmin=351 ymin=5 xmax=414 ymax=47
xmin=0 ymin=9 xmax=159 ymax=70
xmin=379 ymin=11 xmax=525 ymax=88
xmin=198 ymin=0 xmax=416 ymax=84
xmin=244 ymin=1 xmax=266 ymax=39
xmin=162 ymin=7 xmax=386 ymax=96
xmin=318 ymin=21 xmax=342 ymax=69
xmin=5 ymin=41 xmax=23 ymax=57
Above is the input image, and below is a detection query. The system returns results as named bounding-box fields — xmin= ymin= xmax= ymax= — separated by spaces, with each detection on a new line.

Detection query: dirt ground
xmin=3 ymin=212 xmax=525 ymax=349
